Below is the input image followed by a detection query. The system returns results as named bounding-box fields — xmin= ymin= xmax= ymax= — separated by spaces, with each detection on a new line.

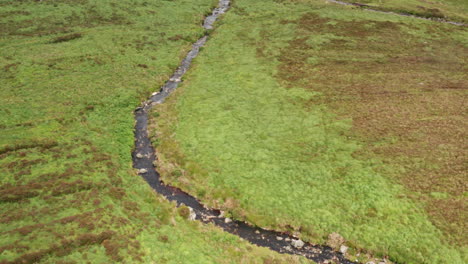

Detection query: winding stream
xmin=132 ymin=1 xmax=356 ymax=263
xmin=132 ymin=0 xmax=462 ymax=262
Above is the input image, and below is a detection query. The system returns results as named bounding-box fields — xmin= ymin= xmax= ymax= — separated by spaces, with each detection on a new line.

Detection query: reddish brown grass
xmin=274 ymin=13 xmax=467 ymax=245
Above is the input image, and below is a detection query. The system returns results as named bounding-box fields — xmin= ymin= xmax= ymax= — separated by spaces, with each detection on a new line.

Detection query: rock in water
xmin=138 ymin=168 xmax=148 ymax=174
xmin=224 ymin=218 xmax=232 ymax=223
xmin=291 ymin=239 xmax=305 ymax=249
xmin=136 ymin=153 xmax=144 ymax=159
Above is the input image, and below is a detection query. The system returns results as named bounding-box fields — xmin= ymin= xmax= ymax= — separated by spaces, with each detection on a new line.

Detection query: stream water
xmin=128 ymin=0 xmax=433 ymax=263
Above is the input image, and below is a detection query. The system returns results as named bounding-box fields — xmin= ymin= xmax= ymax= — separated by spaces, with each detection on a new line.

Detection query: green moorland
xmin=336 ymin=0 xmax=468 ymax=23
xmin=0 ymin=0 xmax=312 ymax=263
xmin=151 ymin=0 xmax=468 ymax=263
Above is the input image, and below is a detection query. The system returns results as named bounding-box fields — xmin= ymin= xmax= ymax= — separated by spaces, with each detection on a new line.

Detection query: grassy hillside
xmin=336 ymin=0 xmax=468 ymax=23
xmin=0 ymin=0 xmax=312 ymax=263
xmin=151 ymin=0 xmax=467 ymax=263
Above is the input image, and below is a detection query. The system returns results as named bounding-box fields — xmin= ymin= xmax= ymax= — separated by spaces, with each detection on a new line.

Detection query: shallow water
xmin=133 ymin=0 xmax=358 ymax=263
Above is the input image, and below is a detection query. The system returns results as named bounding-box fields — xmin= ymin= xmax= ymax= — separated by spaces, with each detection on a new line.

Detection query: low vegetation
xmin=336 ymin=0 xmax=468 ymax=23
xmin=151 ymin=0 xmax=467 ymax=263
xmin=0 ymin=0 xmax=311 ymax=263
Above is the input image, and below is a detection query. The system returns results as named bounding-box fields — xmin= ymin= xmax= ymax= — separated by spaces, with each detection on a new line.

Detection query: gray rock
xmin=340 ymin=245 xmax=349 ymax=254
xmin=224 ymin=218 xmax=232 ymax=223
xmin=366 ymin=262 xmax=375 ymax=264
xmin=285 ymin=238 xmax=291 ymax=242
xmin=136 ymin=153 xmax=144 ymax=159
xmin=138 ymin=168 xmax=148 ymax=174
xmin=311 ymin=248 xmax=322 ymax=254
xmin=276 ymin=236 xmax=283 ymax=241
xmin=291 ymin=239 xmax=305 ymax=249
xmin=188 ymin=207 xmax=196 ymax=221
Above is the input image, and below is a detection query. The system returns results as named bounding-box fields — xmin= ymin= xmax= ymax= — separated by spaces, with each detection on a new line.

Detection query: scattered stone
xmin=188 ymin=207 xmax=196 ymax=221
xmin=224 ymin=218 xmax=232 ymax=224
xmin=340 ymin=245 xmax=349 ymax=254
xmin=311 ymin=248 xmax=322 ymax=254
xmin=285 ymin=246 xmax=292 ymax=251
xmin=327 ymin=232 xmax=345 ymax=249
xmin=136 ymin=153 xmax=144 ymax=159
xmin=138 ymin=168 xmax=148 ymax=174
xmin=255 ymin=230 xmax=260 ymax=234
xmin=276 ymin=236 xmax=283 ymax=241
xmin=170 ymin=77 xmax=181 ymax=82
xmin=291 ymin=239 xmax=305 ymax=249
xmin=285 ymin=238 xmax=291 ymax=242
xmin=366 ymin=262 xmax=375 ymax=264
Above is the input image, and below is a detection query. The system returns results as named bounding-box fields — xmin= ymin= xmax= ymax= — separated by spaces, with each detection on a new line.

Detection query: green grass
xmin=336 ymin=0 xmax=468 ymax=23
xmin=151 ymin=0 xmax=468 ymax=263
xmin=0 ymin=0 xmax=313 ymax=263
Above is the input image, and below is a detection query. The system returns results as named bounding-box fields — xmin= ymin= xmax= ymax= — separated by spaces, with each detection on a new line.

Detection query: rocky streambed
xmin=133 ymin=0 xmax=461 ymax=262
xmin=132 ymin=1 xmax=358 ymax=263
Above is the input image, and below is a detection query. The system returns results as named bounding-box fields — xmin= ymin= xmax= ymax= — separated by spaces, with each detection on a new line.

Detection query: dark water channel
xmin=132 ymin=0 xmax=357 ymax=263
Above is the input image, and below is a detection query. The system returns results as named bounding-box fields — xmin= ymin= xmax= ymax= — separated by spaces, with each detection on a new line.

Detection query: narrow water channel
xmin=132 ymin=1 xmax=357 ymax=263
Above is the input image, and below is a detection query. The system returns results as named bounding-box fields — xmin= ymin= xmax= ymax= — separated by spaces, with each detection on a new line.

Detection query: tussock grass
xmin=152 ymin=0 xmax=467 ymax=263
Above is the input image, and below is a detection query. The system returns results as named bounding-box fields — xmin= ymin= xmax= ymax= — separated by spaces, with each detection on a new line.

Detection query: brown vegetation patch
xmin=51 ymin=33 xmax=83 ymax=44
xmin=0 ymin=140 xmax=58 ymax=156
xmin=274 ymin=12 xmax=468 ymax=245
xmin=2 ymin=230 xmax=114 ymax=264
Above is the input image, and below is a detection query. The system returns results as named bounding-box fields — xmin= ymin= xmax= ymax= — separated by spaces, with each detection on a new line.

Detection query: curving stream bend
xmin=132 ymin=0 xmax=462 ymax=262
xmin=132 ymin=1 xmax=356 ymax=263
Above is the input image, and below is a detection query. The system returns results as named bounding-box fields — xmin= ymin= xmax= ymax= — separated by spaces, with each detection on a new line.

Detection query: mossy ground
xmin=0 ymin=0 xmax=312 ymax=263
xmin=152 ymin=0 xmax=467 ymax=263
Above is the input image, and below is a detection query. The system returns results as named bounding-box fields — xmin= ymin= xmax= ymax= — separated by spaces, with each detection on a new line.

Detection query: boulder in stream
xmin=291 ymin=239 xmax=305 ymax=249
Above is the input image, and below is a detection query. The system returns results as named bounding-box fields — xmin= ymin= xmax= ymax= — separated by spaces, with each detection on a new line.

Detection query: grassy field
xmin=336 ymin=0 xmax=468 ymax=23
xmin=152 ymin=0 xmax=467 ymax=263
xmin=0 ymin=0 xmax=313 ymax=263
